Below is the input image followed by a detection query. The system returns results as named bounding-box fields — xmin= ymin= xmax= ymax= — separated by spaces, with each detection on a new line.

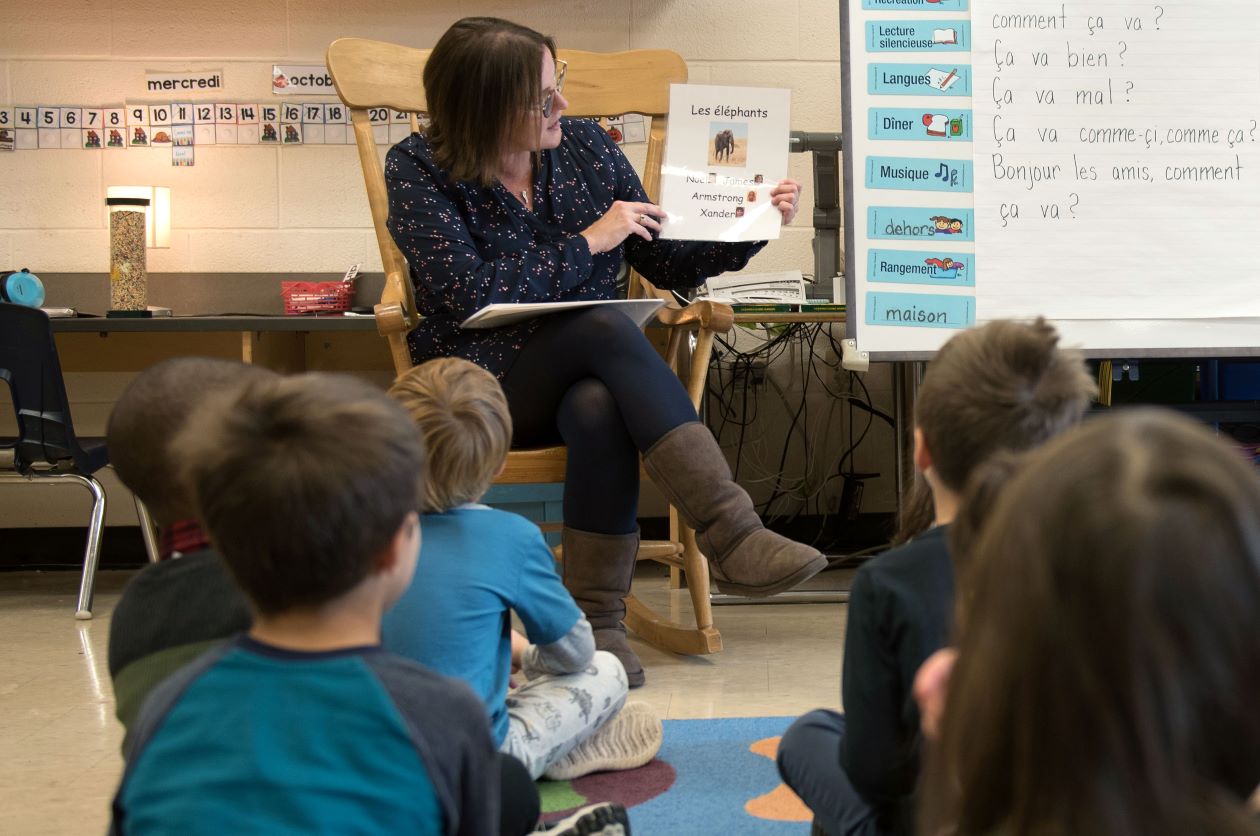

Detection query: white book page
xmin=459 ymin=299 xmax=665 ymax=330
xmin=658 ymin=84 xmax=791 ymax=242
xmin=972 ymin=0 xmax=1260 ymax=320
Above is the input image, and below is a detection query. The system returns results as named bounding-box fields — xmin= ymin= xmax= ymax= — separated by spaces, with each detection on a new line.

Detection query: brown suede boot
xmin=561 ymin=527 xmax=646 ymax=688
xmin=643 ymin=422 xmax=827 ymax=597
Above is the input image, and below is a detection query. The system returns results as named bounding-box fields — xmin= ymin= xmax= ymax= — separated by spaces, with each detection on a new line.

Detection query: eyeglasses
xmin=541 ymin=59 xmax=568 ymax=119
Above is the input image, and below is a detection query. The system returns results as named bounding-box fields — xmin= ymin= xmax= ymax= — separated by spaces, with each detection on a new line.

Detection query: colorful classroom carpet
xmin=539 ymin=716 xmax=813 ymax=835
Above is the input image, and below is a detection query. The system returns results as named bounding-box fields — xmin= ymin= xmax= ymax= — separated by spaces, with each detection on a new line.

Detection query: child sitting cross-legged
xmin=777 ymin=318 xmax=1097 ymax=836
xmin=106 ymin=358 xmax=268 ymax=745
xmin=386 ymin=357 xmax=663 ymax=785
xmin=109 ymin=373 xmax=500 ymax=835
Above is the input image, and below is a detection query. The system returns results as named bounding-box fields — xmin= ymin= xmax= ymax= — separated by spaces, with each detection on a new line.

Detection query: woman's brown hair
xmin=424 ymin=17 xmax=557 ymax=186
xmin=921 ymin=409 xmax=1260 ymax=836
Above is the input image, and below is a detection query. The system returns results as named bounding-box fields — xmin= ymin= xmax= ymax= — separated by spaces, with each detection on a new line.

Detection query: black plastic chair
xmin=1 ymin=303 xmax=116 ymax=618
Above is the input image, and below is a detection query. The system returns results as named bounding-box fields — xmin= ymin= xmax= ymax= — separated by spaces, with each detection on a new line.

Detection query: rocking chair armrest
xmin=655 ymin=300 xmax=735 ymax=334
xmin=374 ymin=302 xmax=412 ymax=336
xmin=375 ymin=269 xmax=417 ymax=336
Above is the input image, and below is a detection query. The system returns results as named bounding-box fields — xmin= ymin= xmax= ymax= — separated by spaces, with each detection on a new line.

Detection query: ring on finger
xmin=638 ymin=213 xmax=647 ymax=224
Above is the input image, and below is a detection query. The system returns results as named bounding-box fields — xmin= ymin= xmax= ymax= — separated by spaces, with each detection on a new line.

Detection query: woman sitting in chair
xmin=384 ymin=16 xmax=825 ymax=686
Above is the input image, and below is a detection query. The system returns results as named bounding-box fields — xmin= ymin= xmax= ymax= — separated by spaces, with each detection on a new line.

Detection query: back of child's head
xmin=915 ymin=318 xmax=1095 ymax=493
xmin=924 ymin=408 xmax=1260 ymax=836
xmin=943 ymin=449 xmax=1026 ymax=636
xmin=107 ymin=358 xmax=275 ymax=526
xmin=388 ymin=357 xmax=511 ymax=513
xmin=947 ymin=448 xmax=1025 ymax=571
xmin=176 ymin=372 xmax=427 ymax=616
xmin=889 ymin=477 xmax=934 ymax=546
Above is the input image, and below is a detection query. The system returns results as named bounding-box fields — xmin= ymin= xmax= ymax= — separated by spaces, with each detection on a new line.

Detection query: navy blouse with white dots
xmin=384 ymin=117 xmax=765 ymax=378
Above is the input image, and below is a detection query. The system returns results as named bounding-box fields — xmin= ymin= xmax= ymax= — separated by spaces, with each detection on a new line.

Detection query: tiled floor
xmin=0 ymin=564 xmax=851 ymax=835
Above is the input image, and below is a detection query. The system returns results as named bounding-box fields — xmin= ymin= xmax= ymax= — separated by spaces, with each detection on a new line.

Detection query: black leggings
xmin=498 ymin=753 xmax=540 ymax=836
xmin=499 ymin=307 xmax=698 ymax=535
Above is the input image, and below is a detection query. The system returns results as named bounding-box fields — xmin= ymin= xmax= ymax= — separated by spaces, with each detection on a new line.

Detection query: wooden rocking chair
xmin=327 ymin=38 xmax=732 ymax=655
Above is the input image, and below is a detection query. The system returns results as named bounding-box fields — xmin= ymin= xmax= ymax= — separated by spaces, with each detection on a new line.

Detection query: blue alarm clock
xmin=1 ymin=268 xmax=45 ymax=308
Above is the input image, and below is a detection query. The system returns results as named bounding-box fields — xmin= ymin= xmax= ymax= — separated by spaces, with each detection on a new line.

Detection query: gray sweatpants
xmin=499 ymin=650 xmax=629 ymax=779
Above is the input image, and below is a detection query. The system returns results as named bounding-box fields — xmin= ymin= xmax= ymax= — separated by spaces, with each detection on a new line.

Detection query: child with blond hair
xmin=386 ymin=357 xmax=661 ymax=785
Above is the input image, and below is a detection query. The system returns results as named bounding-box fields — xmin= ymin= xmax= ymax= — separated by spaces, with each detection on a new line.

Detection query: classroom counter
xmin=51 ymin=314 xmax=378 ymax=333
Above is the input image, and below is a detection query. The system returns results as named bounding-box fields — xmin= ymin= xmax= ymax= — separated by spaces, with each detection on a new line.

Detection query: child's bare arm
xmin=913 ymin=647 xmax=958 ymax=741
xmin=519 ymin=617 xmax=595 ymax=679
xmin=510 ymin=629 xmax=529 ymax=674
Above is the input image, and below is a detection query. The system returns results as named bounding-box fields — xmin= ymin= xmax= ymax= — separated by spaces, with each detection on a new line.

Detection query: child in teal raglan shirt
xmin=110 ymin=373 xmax=496 ymax=835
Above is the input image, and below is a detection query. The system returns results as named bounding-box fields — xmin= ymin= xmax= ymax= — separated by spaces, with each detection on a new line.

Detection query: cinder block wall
xmin=0 ymin=1 xmax=898 ymax=533
xmin=0 ymin=0 xmax=841 ymax=276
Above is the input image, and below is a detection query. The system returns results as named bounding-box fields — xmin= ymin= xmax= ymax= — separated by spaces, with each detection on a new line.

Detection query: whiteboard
xmin=841 ymin=0 xmax=1260 ymax=359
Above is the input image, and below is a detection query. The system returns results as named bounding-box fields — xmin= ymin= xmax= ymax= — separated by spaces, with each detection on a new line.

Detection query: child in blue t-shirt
xmin=387 ymin=357 xmax=662 ymax=781
xmin=110 ymin=373 xmax=497 ymax=835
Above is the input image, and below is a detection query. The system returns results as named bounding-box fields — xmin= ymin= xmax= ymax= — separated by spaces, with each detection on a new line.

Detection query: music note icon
xmin=935 ymin=163 xmax=950 ymax=180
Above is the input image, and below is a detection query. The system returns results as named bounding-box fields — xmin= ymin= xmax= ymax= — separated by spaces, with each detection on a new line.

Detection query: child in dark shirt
xmin=777 ymin=319 xmax=1095 ymax=836
xmin=106 ymin=358 xmax=269 ymax=743
xmin=110 ymin=373 xmax=497 ymax=835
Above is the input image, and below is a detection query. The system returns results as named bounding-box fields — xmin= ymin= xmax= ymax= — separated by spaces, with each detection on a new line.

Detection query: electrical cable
xmin=703 ymin=320 xmax=890 ymax=550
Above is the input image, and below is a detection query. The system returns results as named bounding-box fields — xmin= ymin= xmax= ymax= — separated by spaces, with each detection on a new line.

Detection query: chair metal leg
xmin=133 ymin=495 xmax=161 ymax=564
xmin=65 ymin=474 xmax=107 ymax=620
xmin=0 ymin=470 xmax=109 ymax=618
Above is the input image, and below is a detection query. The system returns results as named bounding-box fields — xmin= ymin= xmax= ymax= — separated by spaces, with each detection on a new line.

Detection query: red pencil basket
xmin=281 ymin=280 xmax=354 ymax=315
